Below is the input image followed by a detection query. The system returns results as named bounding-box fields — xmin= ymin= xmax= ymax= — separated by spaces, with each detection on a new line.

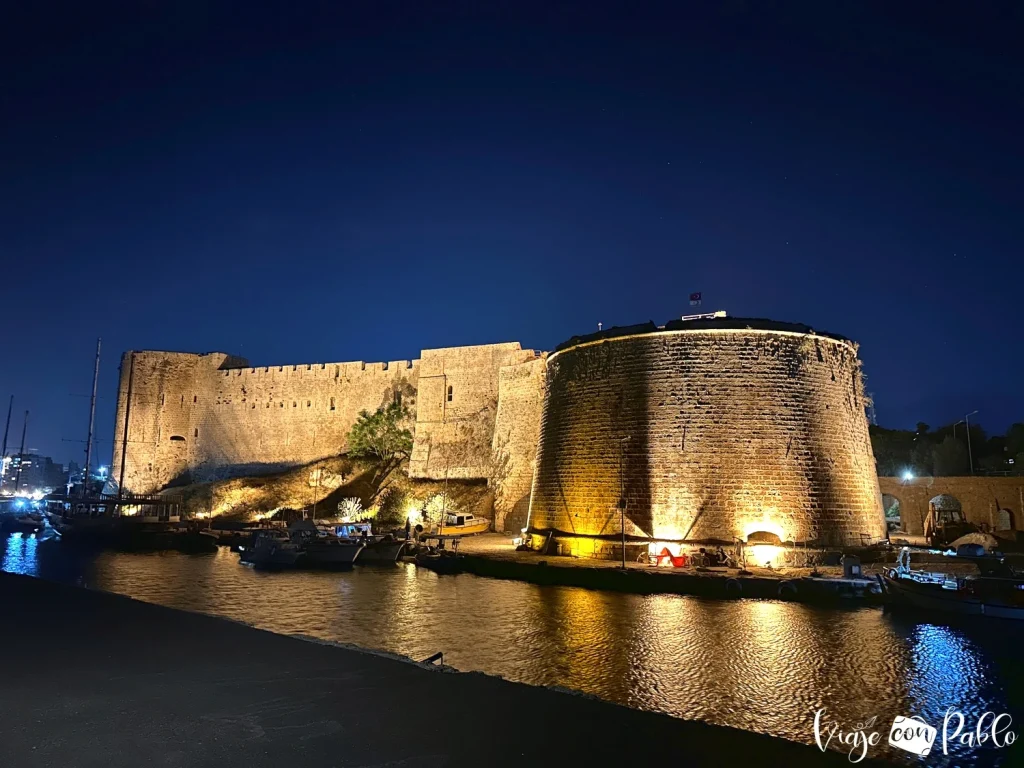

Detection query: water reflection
xmin=2 ymin=532 xmax=38 ymax=576
xmin=2 ymin=533 xmax=1021 ymax=765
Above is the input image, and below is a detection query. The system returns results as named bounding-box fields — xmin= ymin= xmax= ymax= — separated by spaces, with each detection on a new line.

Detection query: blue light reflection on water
xmin=902 ymin=622 xmax=1015 ymax=765
xmin=3 ymin=531 xmax=1023 ymax=766
xmin=2 ymin=532 xmax=39 ymax=576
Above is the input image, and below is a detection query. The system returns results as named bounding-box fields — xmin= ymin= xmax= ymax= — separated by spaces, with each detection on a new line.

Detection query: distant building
xmin=0 ymin=453 xmax=67 ymax=495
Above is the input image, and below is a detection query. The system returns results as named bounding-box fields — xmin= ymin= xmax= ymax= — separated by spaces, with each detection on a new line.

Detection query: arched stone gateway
xmin=882 ymin=493 xmax=902 ymax=533
xmin=877 ymin=477 xmax=1024 ymax=538
xmin=997 ymin=508 xmax=1015 ymax=532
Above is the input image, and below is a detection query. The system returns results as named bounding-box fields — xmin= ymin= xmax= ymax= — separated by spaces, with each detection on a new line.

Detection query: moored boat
xmin=239 ymin=529 xmax=305 ymax=568
xmin=435 ymin=512 xmax=490 ymax=536
xmin=880 ymin=547 xmax=1024 ymax=620
xmin=1 ymin=513 xmax=44 ymax=535
xmin=288 ymin=520 xmax=364 ymax=568
xmin=333 ymin=520 xmax=406 ymax=563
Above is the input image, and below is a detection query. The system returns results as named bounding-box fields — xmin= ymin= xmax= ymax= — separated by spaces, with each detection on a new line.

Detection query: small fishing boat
xmin=436 ymin=512 xmax=490 ymax=536
xmin=880 ymin=547 xmax=1024 ymax=620
xmin=1 ymin=513 xmax=44 ymax=535
xmin=239 ymin=529 xmax=305 ymax=568
xmin=288 ymin=520 xmax=364 ymax=568
xmin=414 ymin=534 xmax=465 ymax=574
xmin=333 ymin=520 xmax=406 ymax=563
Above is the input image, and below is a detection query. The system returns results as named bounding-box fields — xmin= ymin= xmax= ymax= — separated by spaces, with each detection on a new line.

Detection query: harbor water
xmin=4 ymin=530 xmax=1022 ymax=765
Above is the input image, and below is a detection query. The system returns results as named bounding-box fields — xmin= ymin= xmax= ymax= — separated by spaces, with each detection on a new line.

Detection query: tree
xmin=870 ymin=425 xmax=926 ymax=476
xmin=1006 ymin=423 xmax=1024 ymax=457
xmin=932 ymin=436 xmax=970 ymax=476
xmin=346 ymin=401 xmax=413 ymax=504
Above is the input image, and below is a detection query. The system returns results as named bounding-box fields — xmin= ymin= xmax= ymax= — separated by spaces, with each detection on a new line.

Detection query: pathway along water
xmin=4 ymin=531 xmax=1022 ymax=765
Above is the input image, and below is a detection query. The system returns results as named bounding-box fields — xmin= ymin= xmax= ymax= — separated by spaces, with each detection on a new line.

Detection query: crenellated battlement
xmin=111 ymin=343 xmax=535 ymax=500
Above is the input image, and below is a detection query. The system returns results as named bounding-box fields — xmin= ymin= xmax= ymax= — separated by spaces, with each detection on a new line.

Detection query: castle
xmin=112 ymin=316 xmax=886 ymax=556
xmin=111 ymin=342 xmax=547 ymax=531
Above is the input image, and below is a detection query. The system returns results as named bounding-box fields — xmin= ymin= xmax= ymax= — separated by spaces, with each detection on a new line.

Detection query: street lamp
xmin=965 ymin=410 xmax=978 ymax=475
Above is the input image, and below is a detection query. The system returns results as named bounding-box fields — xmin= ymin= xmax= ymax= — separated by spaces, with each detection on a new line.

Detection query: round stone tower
xmin=527 ymin=317 xmax=885 ymax=558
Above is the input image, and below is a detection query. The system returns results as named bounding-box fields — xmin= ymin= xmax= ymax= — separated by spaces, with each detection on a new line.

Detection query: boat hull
xmin=240 ymin=548 xmax=305 ymax=568
xmin=415 ymin=552 xmax=463 ymax=574
xmin=357 ymin=541 xmax=406 ymax=563
xmin=882 ymin=574 xmax=1024 ymax=620
xmin=298 ymin=542 xmax=364 ymax=568
xmin=49 ymin=515 xmax=218 ymax=553
xmin=437 ymin=520 xmax=490 ymax=536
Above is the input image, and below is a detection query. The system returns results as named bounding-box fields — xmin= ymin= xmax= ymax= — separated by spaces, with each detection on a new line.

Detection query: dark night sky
xmin=1 ymin=1 xmax=1021 ymax=465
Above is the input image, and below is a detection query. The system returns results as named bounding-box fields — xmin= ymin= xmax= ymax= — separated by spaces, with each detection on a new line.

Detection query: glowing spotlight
xmin=749 ymin=543 xmax=782 ymax=567
xmin=902 ymin=470 xmax=914 ymax=481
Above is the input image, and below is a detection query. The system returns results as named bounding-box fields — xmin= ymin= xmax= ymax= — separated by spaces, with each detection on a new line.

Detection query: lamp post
xmin=965 ymin=410 xmax=978 ymax=476
xmin=619 ymin=435 xmax=630 ymax=570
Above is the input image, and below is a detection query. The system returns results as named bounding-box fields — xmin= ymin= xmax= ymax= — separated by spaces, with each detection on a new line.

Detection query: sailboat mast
xmin=0 ymin=395 xmax=12 ymax=492
xmin=13 ymin=411 xmax=28 ymax=494
xmin=81 ymin=338 xmax=101 ymax=495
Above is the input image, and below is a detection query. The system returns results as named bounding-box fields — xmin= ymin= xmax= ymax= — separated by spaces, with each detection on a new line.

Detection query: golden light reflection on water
xmin=3 ymin=536 xmax=1017 ymax=764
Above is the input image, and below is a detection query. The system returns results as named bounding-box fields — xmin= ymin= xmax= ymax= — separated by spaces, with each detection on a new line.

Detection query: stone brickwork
xmin=490 ymin=355 xmax=547 ymax=532
xmin=407 ymin=343 xmax=538 ymax=481
xmin=878 ymin=476 xmax=1024 ymax=536
xmin=112 ymin=343 xmax=539 ymax=495
xmin=528 ymin=322 xmax=886 ymax=549
xmin=114 ymin=317 xmax=889 ymax=557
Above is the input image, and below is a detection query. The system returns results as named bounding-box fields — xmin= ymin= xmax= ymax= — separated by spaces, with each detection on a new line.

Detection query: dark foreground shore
xmin=0 ymin=572 xmax=876 ymax=767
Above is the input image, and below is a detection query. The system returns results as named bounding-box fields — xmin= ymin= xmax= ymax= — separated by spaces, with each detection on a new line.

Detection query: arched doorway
xmin=925 ymin=494 xmax=967 ymax=545
xmin=882 ymin=493 xmax=902 ymax=533
xmin=996 ymin=508 xmax=1015 ymax=532
xmin=928 ymin=494 xmax=963 ymax=522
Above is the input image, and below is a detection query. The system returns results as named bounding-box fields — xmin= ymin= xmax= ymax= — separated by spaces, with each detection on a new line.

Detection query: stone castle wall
xmin=112 ymin=343 xmax=539 ymax=497
xmin=490 ymin=355 xmax=548 ymax=532
xmin=408 ymin=343 xmax=539 ymax=481
xmin=113 ymin=318 xmax=888 ymax=551
xmin=527 ymin=326 xmax=886 ymax=553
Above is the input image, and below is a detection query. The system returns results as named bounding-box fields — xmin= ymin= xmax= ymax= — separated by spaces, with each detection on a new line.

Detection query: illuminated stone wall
xmin=490 ymin=355 xmax=547 ymax=532
xmin=407 ymin=343 xmax=538 ymax=481
xmin=112 ymin=343 xmax=539 ymax=495
xmin=527 ymin=323 xmax=886 ymax=550
xmin=878 ymin=476 xmax=1024 ymax=536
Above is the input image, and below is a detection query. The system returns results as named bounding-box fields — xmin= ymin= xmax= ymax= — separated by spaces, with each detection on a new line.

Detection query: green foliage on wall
xmin=346 ymin=401 xmax=414 ymax=502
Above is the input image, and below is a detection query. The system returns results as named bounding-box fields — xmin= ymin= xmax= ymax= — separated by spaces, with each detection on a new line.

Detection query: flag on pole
xmin=689 ymin=291 xmax=702 ymax=306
